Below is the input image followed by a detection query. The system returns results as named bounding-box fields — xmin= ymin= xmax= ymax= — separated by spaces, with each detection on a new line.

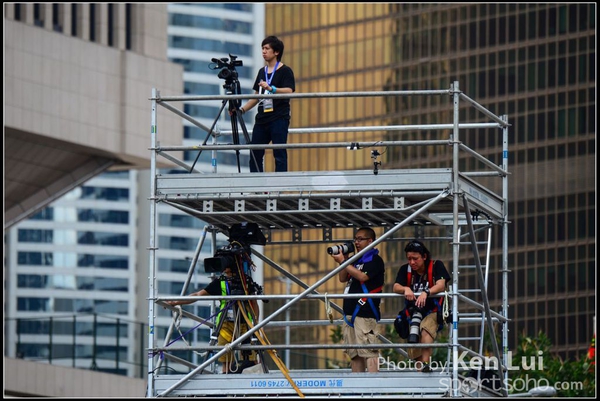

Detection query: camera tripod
xmin=190 ymin=77 xmax=260 ymax=173
xmin=200 ymin=297 xmax=268 ymax=374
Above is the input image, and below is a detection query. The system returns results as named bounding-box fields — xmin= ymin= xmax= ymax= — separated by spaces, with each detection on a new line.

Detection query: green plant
xmin=508 ymin=331 xmax=596 ymax=397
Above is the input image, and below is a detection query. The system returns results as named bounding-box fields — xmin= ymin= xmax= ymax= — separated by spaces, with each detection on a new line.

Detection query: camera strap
xmin=405 ymin=260 xmax=445 ymax=311
xmin=345 ymin=282 xmax=382 ymax=327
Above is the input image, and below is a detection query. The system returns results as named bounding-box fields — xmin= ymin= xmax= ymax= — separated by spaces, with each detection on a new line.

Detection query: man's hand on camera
xmin=332 ymin=252 xmax=346 ymax=265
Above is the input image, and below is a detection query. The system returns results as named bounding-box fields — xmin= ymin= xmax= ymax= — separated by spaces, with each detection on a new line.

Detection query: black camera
xmin=204 ymin=222 xmax=266 ymax=274
xmin=327 ymin=241 xmax=355 ymax=256
xmin=408 ymin=306 xmax=425 ymax=343
xmin=204 ymin=244 xmax=249 ymax=274
xmin=211 ymin=54 xmax=243 ymax=83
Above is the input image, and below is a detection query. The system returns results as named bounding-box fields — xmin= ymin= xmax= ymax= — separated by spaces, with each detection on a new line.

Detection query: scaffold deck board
xmin=154 ymin=369 xmax=457 ymax=397
xmin=155 ymin=169 xmax=503 ymax=235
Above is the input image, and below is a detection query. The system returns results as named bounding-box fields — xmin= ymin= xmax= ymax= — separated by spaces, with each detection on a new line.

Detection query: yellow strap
xmin=237 ymin=301 xmax=305 ymax=398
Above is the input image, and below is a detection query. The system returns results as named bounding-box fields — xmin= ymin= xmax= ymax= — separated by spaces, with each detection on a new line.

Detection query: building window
xmin=108 ymin=3 xmax=114 ymax=46
xmin=71 ymin=3 xmax=77 ymax=36
xmin=18 ymin=229 xmax=53 ymax=243
xmin=34 ymin=3 xmax=44 ymax=27
xmin=52 ymin=3 xmax=63 ymax=32
xmin=14 ymin=3 xmax=22 ymax=20
xmin=77 ymin=231 xmax=129 ymax=247
xmin=125 ymin=4 xmax=131 ymax=50
xmin=89 ymin=3 xmax=96 ymax=42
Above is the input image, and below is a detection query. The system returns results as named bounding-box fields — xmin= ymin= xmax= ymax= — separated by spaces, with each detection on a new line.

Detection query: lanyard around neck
xmin=264 ymin=61 xmax=280 ymax=85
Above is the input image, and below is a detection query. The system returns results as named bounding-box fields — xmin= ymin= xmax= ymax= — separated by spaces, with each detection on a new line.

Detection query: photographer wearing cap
xmin=329 ymin=227 xmax=385 ymax=373
xmin=393 ymin=240 xmax=450 ymax=372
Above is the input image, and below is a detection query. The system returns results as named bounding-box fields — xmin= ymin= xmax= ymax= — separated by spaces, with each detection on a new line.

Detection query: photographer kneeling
xmin=393 ymin=240 xmax=450 ymax=372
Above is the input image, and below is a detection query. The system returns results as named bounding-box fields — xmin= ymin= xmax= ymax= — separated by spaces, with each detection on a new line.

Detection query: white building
xmin=4 ymin=2 xmax=265 ymax=380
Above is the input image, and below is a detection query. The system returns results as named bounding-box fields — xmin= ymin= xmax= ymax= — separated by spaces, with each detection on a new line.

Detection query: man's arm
xmin=344 ymin=264 xmax=370 ymax=282
xmin=393 ymin=268 xmax=415 ymax=301
xmin=167 ymin=288 xmax=209 ymax=306
xmin=241 ymin=93 xmax=259 ymax=114
xmin=429 ymin=278 xmax=446 ymax=295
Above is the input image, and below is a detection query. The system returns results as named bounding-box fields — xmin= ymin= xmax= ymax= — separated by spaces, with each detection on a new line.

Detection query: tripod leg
xmin=190 ymin=99 xmax=229 ymax=173
xmin=200 ymin=302 xmax=231 ymax=374
xmin=236 ymin=301 xmax=267 ymax=373
xmin=237 ymin=301 xmax=304 ymax=397
xmin=229 ymin=107 xmax=242 ymax=173
xmin=234 ymin=109 xmax=261 ymax=172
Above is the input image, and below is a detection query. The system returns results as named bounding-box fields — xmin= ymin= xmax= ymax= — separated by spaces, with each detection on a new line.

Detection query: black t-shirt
xmin=342 ymin=249 xmax=385 ymax=318
xmin=252 ymin=64 xmax=296 ymax=124
xmin=203 ymin=276 xmax=225 ymax=296
xmin=394 ymin=259 xmax=450 ymax=313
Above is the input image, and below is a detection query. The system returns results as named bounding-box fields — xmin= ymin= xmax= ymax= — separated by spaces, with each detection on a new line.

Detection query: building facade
xmin=261 ymin=3 xmax=596 ymax=366
xmin=4 ymin=2 xmax=266 ymax=379
xmin=4 ymin=2 xmax=595 ymax=385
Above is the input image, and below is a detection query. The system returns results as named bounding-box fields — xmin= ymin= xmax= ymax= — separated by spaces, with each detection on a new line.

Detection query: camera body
xmin=408 ymin=306 xmax=425 ymax=343
xmin=204 ymin=243 xmax=265 ymax=299
xmin=327 ymin=241 xmax=355 ymax=255
xmin=204 ymin=222 xmax=266 ymax=274
xmin=204 ymin=244 xmax=249 ymax=274
xmin=203 ymin=223 xmax=267 ymax=301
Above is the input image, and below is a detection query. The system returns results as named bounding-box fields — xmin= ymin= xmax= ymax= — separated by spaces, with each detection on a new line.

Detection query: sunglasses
xmin=404 ymin=241 xmax=424 ymax=253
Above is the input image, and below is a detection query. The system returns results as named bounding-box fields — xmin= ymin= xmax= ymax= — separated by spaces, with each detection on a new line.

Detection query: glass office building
xmin=5 ymin=171 xmax=141 ymax=375
xmin=262 ymin=3 xmax=595 ymax=364
xmin=5 ymin=3 xmax=594 ymax=380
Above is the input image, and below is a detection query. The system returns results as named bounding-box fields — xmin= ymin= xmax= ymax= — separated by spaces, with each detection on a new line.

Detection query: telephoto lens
xmin=408 ymin=307 xmax=424 ymax=343
xmin=327 ymin=241 xmax=355 ymax=255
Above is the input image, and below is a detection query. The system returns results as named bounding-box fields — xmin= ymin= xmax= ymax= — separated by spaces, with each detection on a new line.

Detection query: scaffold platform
xmin=156 ymin=168 xmax=503 ymax=237
xmin=147 ymin=83 xmax=511 ymax=398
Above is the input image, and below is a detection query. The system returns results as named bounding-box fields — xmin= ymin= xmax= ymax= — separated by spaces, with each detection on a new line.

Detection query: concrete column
xmin=24 ymin=3 xmax=34 ymax=25
xmin=97 ymin=3 xmax=108 ymax=46
xmin=115 ymin=3 xmax=127 ymax=50
xmin=5 ymin=3 xmax=15 ymax=20
xmin=43 ymin=3 xmax=52 ymax=30
xmin=79 ymin=3 xmax=90 ymax=41
xmin=62 ymin=3 xmax=72 ymax=36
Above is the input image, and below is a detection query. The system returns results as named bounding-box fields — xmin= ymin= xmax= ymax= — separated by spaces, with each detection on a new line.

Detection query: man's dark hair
xmin=262 ymin=35 xmax=284 ymax=61
xmin=404 ymin=240 xmax=430 ymax=259
xmin=357 ymin=227 xmax=376 ymax=240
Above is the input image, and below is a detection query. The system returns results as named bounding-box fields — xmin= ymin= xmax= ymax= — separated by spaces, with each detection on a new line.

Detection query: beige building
xmin=262 ymin=3 xmax=596 ymax=366
xmin=4 ymin=3 xmax=183 ymax=229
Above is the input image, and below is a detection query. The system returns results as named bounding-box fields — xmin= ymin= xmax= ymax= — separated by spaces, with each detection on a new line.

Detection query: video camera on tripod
xmin=203 ymin=223 xmax=267 ymax=299
xmin=190 ymin=53 xmax=261 ymax=173
xmin=211 ymin=54 xmax=243 ymax=85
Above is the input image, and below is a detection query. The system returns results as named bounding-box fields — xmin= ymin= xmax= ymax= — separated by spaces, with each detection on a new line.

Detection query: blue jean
xmin=249 ymin=118 xmax=289 ymax=172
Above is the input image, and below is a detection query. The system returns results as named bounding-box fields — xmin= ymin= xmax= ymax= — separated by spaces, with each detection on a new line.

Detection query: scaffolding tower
xmin=146 ymin=82 xmax=511 ymax=398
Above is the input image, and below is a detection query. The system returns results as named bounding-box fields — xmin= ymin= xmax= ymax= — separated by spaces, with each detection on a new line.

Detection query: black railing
xmin=6 ymin=313 xmax=147 ymax=379
xmin=7 ymin=313 xmax=355 ymax=377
